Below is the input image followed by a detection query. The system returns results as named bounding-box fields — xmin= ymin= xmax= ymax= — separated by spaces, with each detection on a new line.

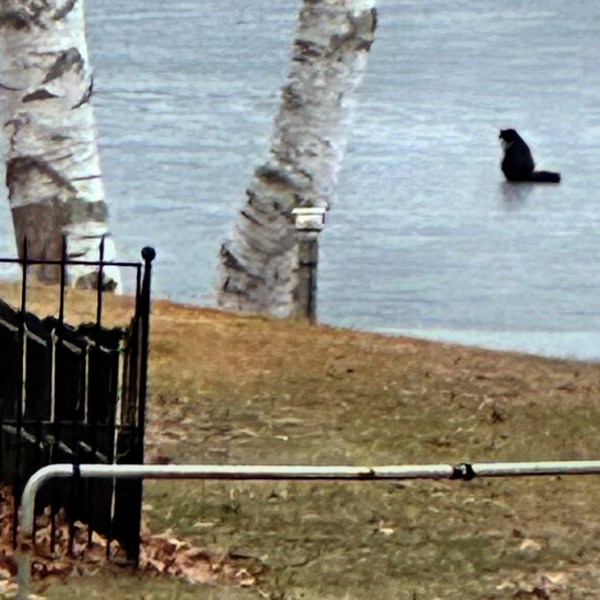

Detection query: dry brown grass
xmin=5 ymin=285 xmax=600 ymax=598
xmin=143 ymin=299 xmax=600 ymax=599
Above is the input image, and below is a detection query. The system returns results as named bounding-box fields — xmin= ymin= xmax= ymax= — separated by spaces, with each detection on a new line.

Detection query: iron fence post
xmin=132 ymin=247 xmax=155 ymax=565
xmin=96 ymin=236 xmax=105 ymax=326
xmin=137 ymin=247 xmax=155 ymax=456
xmin=13 ymin=237 xmax=28 ymax=547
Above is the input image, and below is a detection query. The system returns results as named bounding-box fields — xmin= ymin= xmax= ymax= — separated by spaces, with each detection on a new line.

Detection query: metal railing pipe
xmin=470 ymin=460 xmax=600 ymax=478
xmin=19 ymin=464 xmax=75 ymax=535
xmin=16 ymin=459 xmax=600 ymax=598
xmin=19 ymin=462 xmax=456 ymax=536
xmin=19 ymin=460 xmax=600 ymax=537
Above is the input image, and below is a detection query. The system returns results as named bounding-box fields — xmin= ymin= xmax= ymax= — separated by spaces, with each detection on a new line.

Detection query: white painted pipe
xmin=16 ymin=459 xmax=600 ymax=599
xmin=15 ymin=461 xmax=454 ymax=598
xmin=470 ymin=460 xmax=600 ymax=478
xmin=19 ymin=460 xmax=600 ymax=536
xmin=19 ymin=462 xmax=456 ymax=535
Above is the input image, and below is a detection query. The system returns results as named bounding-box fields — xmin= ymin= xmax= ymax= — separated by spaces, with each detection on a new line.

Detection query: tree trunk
xmin=0 ymin=0 xmax=120 ymax=290
xmin=218 ymin=0 xmax=377 ymax=317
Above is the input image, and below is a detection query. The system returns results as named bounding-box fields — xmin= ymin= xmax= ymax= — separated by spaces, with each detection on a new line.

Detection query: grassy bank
xmin=6 ymin=286 xmax=600 ymax=598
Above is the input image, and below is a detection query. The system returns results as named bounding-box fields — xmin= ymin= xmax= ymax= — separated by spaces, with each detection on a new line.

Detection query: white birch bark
xmin=0 ymin=0 xmax=120 ymax=290
xmin=218 ymin=0 xmax=377 ymax=317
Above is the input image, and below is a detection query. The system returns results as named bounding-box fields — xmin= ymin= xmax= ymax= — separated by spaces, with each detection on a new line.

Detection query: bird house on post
xmin=292 ymin=207 xmax=326 ymax=322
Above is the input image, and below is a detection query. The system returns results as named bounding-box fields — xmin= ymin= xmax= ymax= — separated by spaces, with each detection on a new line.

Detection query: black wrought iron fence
xmin=0 ymin=238 xmax=154 ymax=563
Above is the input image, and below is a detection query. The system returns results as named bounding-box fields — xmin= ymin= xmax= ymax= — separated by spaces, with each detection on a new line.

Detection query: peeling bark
xmin=0 ymin=0 xmax=120 ymax=289
xmin=218 ymin=0 xmax=377 ymax=317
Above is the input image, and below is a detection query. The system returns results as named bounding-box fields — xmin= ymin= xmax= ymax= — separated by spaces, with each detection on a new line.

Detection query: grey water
xmin=2 ymin=0 xmax=600 ymax=360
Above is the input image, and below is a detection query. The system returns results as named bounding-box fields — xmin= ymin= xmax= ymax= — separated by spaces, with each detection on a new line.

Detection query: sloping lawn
xmin=3 ymin=288 xmax=599 ymax=598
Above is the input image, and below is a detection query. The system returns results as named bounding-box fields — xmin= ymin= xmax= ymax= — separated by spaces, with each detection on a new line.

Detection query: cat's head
xmin=499 ymin=128 xmax=520 ymax=142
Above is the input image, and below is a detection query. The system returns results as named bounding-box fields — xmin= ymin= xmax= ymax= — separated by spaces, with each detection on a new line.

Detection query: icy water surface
xmin=1 ymin=1 xmax=600 ymax=359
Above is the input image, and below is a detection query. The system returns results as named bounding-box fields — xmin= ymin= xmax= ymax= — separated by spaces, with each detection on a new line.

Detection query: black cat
xmin=499 ymin=129 xmax=561 ymax=183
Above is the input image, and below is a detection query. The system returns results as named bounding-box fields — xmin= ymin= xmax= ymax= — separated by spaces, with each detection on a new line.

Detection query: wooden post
xmin=292 ymin=207 xmax=326 ymax=322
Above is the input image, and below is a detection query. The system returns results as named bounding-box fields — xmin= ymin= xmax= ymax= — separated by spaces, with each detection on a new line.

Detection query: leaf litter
xmin=0 ymin=486 xmax=265 ymax=595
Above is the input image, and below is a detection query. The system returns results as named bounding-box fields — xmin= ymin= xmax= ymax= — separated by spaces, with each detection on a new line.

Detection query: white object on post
xmin=292 ymin=206 xmax=327 ymax=232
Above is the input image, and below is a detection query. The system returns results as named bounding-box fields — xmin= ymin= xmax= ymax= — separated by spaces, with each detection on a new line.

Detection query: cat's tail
xmin=530 ymin=171 xmax=561 ymax=183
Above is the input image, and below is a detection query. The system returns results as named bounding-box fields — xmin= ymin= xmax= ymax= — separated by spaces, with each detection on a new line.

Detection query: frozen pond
xmin=2 ymin=0 xmax=600 ymax=359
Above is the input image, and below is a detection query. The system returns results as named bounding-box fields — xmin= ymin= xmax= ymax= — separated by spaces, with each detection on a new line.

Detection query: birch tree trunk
xmin=217 ymin=0 xmax=377 ymax=317
xmin=0 ymin=0 xmax=120 ymax=290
